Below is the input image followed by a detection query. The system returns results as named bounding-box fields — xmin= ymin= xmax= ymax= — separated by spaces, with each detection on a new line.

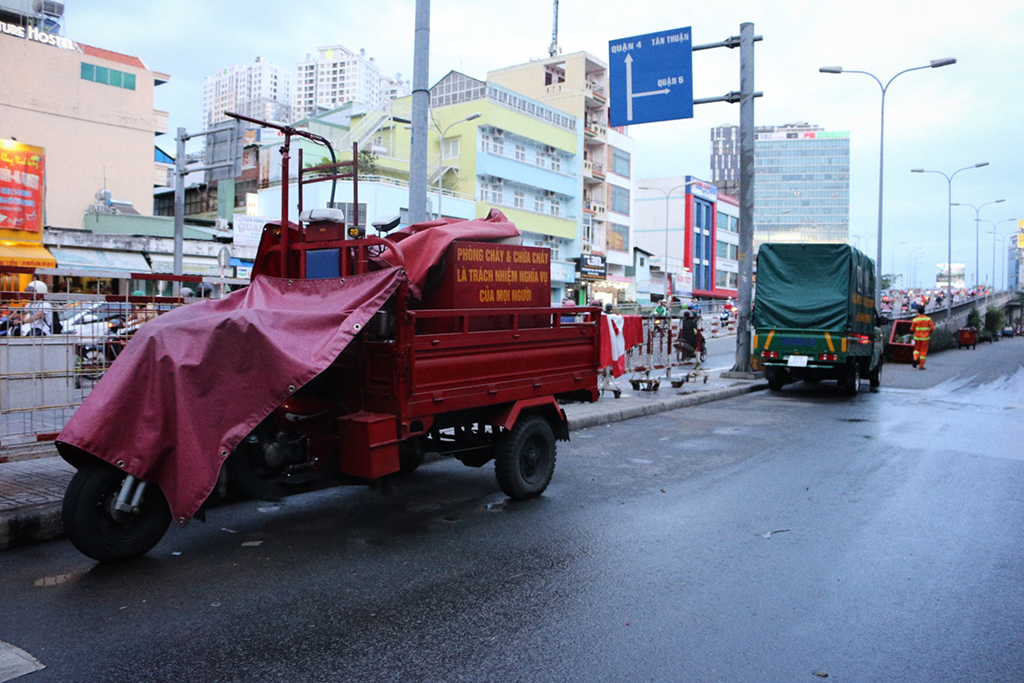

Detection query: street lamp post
xmin=950 ymin=199 xmax=1005 ymax=289
xmin=639 ymin=182 xmax=694 ymax=299
xmin=907 ymin=247 xmax=924 ymax=289
xmin=890 ymin=241 xmax=906 ymax=288
xmin=407 ymin=112 xmax=481 ymax=219
xmin=911 ymin=162 xmax=989 ymax=319
xmin=819 ymin=58 xmax=956 ymax=313
xmin=985 ymin=222 xmax=1017 ymax=290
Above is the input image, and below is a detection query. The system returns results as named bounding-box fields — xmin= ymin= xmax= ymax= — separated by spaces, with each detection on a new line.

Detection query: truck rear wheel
xmin=868 ymin=359 xmax=882 ymax=389
xmin=845 ymin=361 xmax=861 ymax=396
xmin=62 ymin=460 xmax=171 ymax=562
xmin=495 ymin=415 xmax=556 ymax=500
xmin=766 ymin=369 xmax=785 ymax=392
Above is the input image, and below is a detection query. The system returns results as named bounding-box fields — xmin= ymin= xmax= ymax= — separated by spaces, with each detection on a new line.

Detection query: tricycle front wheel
xmin=495 ymin=415 xmax=556 ymax=500
xmin=62 ymin=460 xmax=171 ymax=562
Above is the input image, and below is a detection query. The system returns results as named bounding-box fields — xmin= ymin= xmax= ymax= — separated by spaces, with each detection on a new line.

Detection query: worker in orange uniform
xmin=911 ymin=304 xmax=935 ymax=369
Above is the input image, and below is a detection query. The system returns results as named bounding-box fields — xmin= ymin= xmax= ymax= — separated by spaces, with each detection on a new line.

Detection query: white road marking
xmin=0 ymin=640 xmax=44 ymax=681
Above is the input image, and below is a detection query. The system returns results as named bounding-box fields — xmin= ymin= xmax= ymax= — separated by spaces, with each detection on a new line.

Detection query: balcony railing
xmin=584 ymin=121 xmax=607 ymax=139
xmin=585 ymin=80 xmax=606 ymax=101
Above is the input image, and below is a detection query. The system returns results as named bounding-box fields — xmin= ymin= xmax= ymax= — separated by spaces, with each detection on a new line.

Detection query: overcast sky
xmin=64 ymin=0 xmax=1023 ymax=288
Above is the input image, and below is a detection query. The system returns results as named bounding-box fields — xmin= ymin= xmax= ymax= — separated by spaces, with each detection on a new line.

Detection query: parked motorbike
xmin=75 ymin=318 xmax=134 ymax=383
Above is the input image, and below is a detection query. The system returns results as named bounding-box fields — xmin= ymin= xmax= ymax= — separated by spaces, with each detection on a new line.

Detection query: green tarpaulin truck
xmin=752 ymin=243 xmax=883 ymax=395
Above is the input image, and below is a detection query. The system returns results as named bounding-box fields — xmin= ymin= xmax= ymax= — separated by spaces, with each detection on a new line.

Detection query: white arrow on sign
xmin=624 ymin=53 xmax=671 ymax=122
xmin=0 ymin=213 xmax=6 ymax=224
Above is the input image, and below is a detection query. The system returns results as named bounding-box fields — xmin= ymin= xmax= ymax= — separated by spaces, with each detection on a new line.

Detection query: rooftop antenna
xmin=548 ymin=0 xmax=560 ymax=57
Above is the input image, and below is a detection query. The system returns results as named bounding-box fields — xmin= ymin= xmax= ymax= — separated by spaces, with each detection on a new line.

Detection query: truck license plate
xmin=787 ymin=355 xmax=808 ymax=368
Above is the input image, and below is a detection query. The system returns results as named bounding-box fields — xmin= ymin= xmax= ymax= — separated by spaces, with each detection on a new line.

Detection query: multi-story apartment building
xmin=0 ymin=15 xmax=169 ymax=234
xmin=255 ymin=71 xmax=583 ymax=302
xmin=293 ymin=45 xmax=385 ymax=120
xmin=202 ymin=57 xmax=291 ymax=129
xmin=636 ymin=176 xmax=734 ymax=303
xmin=489 ymin=51 xmax=637 ymax=305
xmin=380 ymin=73 xmax=411 ymax=102
xmin=712 ymin=122 xmax=850 ymax=247
xmin=709 ymin=124 xmax=741 ymax=198
xmin=715 ymin=193 xmax=739 ymax=296
xmin=754 ymin=122 xmax=850 ymax=246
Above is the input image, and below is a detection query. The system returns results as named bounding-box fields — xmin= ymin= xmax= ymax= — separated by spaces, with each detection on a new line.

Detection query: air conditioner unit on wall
xmin=492 ymin=177 xmax=504 ymax=185
xmin=544 ymin=190 xmax=556 ymax=197
xmin=493 ymin=128 xmax=504 ymax=136
xmin=545 ymin=146 xmax=556 ymax=154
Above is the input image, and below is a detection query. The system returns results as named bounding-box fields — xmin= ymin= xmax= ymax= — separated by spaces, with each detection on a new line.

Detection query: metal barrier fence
xmin=0 ymin=271 xmax=245 ymax=460
xmin=600 ymin=314 xmax=709 ymax=397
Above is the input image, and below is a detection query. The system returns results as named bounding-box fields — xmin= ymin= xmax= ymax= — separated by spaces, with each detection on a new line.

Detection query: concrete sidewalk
xmin=0 ymin=371 xmax=766 ymax=551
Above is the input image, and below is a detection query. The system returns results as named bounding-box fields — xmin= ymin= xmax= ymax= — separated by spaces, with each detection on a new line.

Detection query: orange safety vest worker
xmin=911 ymin=311 xmax=935 ymax=369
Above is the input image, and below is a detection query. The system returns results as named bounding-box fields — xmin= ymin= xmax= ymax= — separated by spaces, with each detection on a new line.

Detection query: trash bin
xmin=957 ymin=327 xmax=977 ymax=350
xmin=887 ymin=320 xmax=915 ymax=363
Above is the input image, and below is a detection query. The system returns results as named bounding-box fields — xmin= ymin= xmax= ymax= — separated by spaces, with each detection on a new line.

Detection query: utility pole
xmin=408 ymin=0 xmax=430 ymax=224
xmin=174 ymin=127 xmax=186 ymax=278
xmin=173 ymin=127 xmax=235 ymax=286
xmin=731 ymin=22 xmax=757 ymax=375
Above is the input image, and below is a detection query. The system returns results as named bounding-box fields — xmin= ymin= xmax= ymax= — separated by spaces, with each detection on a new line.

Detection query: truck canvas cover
xmin=753 ymin=243 xmax=876 ymax=334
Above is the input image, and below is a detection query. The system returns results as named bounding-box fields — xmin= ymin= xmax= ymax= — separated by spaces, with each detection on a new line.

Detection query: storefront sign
xmin=233 ymin=214 xmax=270 ymax=247
xmin=579 ymin=255 xmax=607 ymax=280
xmin=1 ymin=22 xmax=77 ymax=50
xmin=686 ymin=176 xmax=717 ymax=203
xmin=0 ymin=139 xmax=44 ymax=234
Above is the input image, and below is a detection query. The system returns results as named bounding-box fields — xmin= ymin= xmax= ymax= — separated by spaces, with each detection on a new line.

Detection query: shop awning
xmin=0 ymin=242 xmax=57 ymax=269
xmin=48 ymin=247 xmax=152 ymax=274
xmin=147 ymin=253 xmax=223 ymax=276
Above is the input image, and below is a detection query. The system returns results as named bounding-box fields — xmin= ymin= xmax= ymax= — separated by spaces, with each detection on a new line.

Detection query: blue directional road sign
xmin=608 ymin=27 xmax=693 ymax=127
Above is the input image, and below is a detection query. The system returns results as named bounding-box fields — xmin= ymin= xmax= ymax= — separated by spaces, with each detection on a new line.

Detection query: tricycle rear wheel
xmin=62 ymin=460 xmax=171 ymax=562
xmin=495 ymin=415 xmax=556 ymax=500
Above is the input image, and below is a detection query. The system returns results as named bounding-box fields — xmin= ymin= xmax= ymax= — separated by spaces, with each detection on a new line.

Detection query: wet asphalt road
xmin=1 ymin=338 xmax=1022 ymax=682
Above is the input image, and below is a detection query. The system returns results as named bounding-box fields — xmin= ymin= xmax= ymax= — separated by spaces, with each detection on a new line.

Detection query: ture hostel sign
xmin=0 ymin=21 xmax=77 ymax=50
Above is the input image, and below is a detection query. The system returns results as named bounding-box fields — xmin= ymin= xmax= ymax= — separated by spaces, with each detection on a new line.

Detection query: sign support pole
xmin=730 ymin=22 xmax=757 ymax=375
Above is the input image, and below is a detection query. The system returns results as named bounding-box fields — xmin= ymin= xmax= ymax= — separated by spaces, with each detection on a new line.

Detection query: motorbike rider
xmin=676 ymin=308 xmax=701 ymax=360
xmin=23 ymin=280 xmax=52 ymax=336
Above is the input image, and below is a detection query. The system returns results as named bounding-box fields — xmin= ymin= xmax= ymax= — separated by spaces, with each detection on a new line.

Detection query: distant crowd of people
xmin=0 ymin=279 xmax=219 ymax=338
xmin=880 ymin=286 xmax=992 ymax=315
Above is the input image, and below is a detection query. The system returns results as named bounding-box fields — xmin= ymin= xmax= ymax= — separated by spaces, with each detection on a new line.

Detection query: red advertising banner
xmin=423 ymin=241 xmax=551 ymax=309
xmin=0 ymin=140 xmax=45 ymax=233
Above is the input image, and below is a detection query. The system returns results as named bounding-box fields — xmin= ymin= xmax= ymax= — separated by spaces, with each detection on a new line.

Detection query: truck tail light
xmin=850 ymin=334 xmax=871 ymax=344
xmin=818 ymin=353 xmax=838 ymax=361
xmin=761 ymin=350 xmax=779 ymax=359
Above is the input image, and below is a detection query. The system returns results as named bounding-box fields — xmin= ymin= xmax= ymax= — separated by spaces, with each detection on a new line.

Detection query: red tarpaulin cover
xmin=56 ymin=269 xmax=405 ymax=523
xmin=599 ymin=314 xmax=645 ymax=377
xmin=55 ymin=213 xmax=524 ymax=524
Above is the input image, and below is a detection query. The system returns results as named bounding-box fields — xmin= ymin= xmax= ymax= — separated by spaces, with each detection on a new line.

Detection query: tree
xmin=358 ymin=149 xmax=379 ymax=179
xmin=984 ymin=305 xmax=1006 ymax=335
xmin=880 ymin=273 xmax=898 ymax=290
